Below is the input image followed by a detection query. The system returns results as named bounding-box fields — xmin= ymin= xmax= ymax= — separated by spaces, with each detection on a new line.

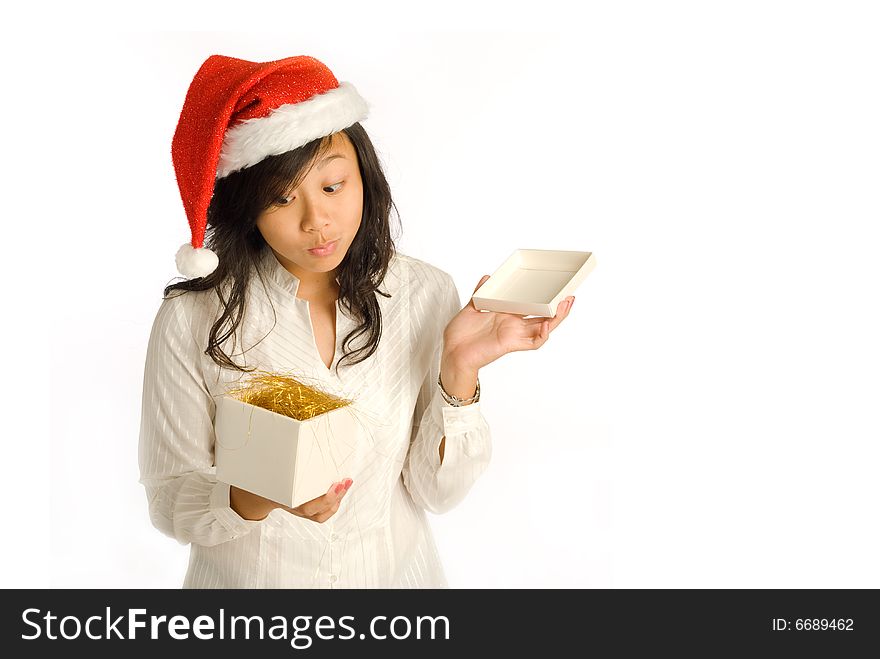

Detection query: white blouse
xmin=137 ymin=247 xmax=492 ymax=588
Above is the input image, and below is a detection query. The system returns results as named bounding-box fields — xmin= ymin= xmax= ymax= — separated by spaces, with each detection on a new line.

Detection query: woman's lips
xmin=307 ymin=239 xmax=339 ymax=257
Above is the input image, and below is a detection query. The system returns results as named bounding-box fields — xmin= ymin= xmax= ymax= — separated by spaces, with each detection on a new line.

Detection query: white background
xmin=2 ymin=1 xmax=878 ymax=588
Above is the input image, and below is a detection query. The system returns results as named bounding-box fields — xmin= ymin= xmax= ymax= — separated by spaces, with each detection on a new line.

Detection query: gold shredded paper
xmin=223 ymin=369 xmax=353 ymax=421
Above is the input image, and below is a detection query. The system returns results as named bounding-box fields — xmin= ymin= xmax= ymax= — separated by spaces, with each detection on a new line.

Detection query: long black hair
xmin=163 ymin=122 xmax=401 ymax=378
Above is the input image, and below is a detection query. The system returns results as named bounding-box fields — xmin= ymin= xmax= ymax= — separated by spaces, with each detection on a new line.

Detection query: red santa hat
xmin=171 ymin=54 xmax=370 ymax=278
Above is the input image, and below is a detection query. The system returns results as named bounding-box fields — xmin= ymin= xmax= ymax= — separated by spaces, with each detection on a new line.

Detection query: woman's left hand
xmin=442 ymin=275 xmax=576 ymax=372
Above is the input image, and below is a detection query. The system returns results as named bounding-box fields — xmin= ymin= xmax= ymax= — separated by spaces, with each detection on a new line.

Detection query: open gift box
xmin=471 ymin=249 xmax=596 ymax=317
xmin=213 ymin=387 xmax=363 ymax=509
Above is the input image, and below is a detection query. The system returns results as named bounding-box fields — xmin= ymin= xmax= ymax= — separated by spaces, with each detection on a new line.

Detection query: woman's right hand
xmin=230 ymin=478 xmax=353 ymax=523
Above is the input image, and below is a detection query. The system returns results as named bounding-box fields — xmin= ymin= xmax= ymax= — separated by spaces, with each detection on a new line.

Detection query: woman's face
xmin=256 ymin=131 xmax=364 ymax=295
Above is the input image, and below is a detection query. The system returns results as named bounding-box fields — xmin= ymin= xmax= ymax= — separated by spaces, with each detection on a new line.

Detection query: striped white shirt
xmin=138 ymin=248 xmax=492 ymax=588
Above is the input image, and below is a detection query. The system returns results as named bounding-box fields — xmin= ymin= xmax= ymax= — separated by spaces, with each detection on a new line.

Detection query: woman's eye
xmin=275 ymin=182 xmax=343 ymax=206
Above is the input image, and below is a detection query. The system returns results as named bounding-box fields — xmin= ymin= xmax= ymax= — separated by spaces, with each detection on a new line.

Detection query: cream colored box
xmin=213 ymin=395 xmax=362 ymax=509
xmin=471 ymin=249 xmax=596 ymax=317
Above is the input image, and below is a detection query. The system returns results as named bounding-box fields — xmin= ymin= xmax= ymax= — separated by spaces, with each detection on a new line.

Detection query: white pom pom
xmin=176 ymin=242 xmax=219 ymax=278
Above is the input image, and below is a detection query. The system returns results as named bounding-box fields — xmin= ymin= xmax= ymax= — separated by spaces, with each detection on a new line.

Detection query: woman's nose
xmin=300 ymin=196 xmax=332 ymax=232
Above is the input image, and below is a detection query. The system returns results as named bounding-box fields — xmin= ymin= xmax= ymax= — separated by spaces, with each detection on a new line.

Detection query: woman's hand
xmin=230 ymin=478 xmax=353 ymax=524
xmin=442 ymin=275 xmax=576 ymax=372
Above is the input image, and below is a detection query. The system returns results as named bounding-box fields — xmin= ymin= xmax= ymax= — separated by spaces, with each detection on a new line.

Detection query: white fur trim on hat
xmin=176 ymin=242 xmax=219 ymax=278
xmin=216 ymin=81 xmax=370 ymax=179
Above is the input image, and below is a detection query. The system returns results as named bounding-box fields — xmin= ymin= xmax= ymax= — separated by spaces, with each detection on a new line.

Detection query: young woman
xmin=138 ymin=54 xmax=575 ymax=588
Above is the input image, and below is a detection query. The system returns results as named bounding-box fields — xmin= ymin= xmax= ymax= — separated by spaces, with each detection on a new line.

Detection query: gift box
xmin=213 ymin=374 xmax=362 ymax=509
xmin=471 ymin=249 xmax=596 ymax=317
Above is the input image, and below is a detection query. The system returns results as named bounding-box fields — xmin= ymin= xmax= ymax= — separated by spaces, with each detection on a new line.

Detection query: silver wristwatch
xmin=437 ymin=374 xmax=480 ymax=406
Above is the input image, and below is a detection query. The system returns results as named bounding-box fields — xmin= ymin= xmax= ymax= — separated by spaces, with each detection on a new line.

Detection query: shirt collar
xmin=255 ymin=247 xmax=341 ymax=299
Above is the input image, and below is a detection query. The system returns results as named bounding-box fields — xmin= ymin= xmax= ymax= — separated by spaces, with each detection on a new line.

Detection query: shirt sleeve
xmin=401 ymin=272 xmax=492 ymax=514
xmin=137 ymin=293 xmax=263 ymax=547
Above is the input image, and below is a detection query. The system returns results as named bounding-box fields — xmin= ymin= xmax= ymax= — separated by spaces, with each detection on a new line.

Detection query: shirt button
xmin=329 ymin=574 xmax=338 ymax=583
xmin=330 ymin=533 xmax=339 ymax=542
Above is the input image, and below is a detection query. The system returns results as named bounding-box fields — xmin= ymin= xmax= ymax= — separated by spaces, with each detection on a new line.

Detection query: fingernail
xmin=334 ymin=484 xmax=345 ymax=494
xmin=344 ymin=479 xmax=353 ymax=490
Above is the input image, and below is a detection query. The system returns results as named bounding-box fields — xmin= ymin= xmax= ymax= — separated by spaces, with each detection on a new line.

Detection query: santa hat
xmin=171 ymin=54 xmax=370 ymax=278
